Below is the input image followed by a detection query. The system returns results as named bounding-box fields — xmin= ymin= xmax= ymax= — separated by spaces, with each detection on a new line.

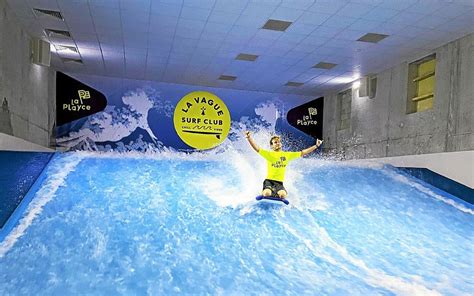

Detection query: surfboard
xmin=256 ymin=195 xmax=289 ymax=205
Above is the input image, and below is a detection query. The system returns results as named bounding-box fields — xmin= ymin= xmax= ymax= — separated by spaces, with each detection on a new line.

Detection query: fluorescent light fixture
xmin=55 ymin=45 xmax=78 ymax=54
xmin=33 ymin=8 xmax=64 ymax=20
xmin=45 ymin=29 xmax=71 ymax=38
xmin=61 ymin=58 xmax=83 ymax=64
xmin=353 ymin=80 xmax=361 ymax=89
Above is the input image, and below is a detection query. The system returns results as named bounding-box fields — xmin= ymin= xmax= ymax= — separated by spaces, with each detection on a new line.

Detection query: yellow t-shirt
xmin=258 ymin=149 xmax=301 ymax=182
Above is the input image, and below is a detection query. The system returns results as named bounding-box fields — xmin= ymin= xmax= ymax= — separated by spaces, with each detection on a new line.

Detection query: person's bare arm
xmin=301 ymin=139 xmax=323 ymax=157
xmin=244 ymin=131 xmax=260 ymax=153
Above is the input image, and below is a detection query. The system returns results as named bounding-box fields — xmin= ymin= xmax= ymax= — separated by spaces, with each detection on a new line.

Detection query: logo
xmin=78 ymin=90 xmax=91 ymax=100
xmin=173 ymin=91 xmax=231 ymax=150
xmin=56 ymin=72 xmax=107 ymax=125
xmin=62 ymin=90 xmax=92 ymax=112
xmin=287 ymin=97 xmax=324 ymax=139
xmin=296 ymin=107 xmax=318 ymax=126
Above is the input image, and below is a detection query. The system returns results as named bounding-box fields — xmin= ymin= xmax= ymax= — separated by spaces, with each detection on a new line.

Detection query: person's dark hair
xmin=270 ymin=135 xmax=280 ymax=145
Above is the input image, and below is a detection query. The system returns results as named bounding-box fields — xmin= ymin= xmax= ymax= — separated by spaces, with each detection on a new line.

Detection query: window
xmin=337 ymin=89 xmax=352 ymax=130
xmin=407 ymin=54 xmax=436 ymax=114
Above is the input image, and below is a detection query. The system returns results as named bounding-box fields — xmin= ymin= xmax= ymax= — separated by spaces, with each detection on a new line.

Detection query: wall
xmin=323 ymin=33 xmax=473 ymax=160
xmin=0 ymin=132 xmax=53 ymax=152
xmin=0 ymin=0 xmax=55 ymax=148
xmin=55 ymin=73 xmax=316 ymax=152
xmin=347 ymin=150 xmax=474 ymax=189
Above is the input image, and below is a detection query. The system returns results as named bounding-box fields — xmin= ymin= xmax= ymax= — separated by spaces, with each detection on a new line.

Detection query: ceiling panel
xmin=5 ymin=0 xmax=474 ymax=96
xmin=336 ymin=2 xmax=376 ymax=18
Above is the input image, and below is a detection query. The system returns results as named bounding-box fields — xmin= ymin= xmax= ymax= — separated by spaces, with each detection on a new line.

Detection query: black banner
xmin=286 ymin=97 xmax=324 ymax=139
xmin=56 ymin=72 xmax=107 ymax=126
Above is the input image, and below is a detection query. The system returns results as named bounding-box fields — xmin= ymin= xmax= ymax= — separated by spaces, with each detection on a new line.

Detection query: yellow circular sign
xmin=173 ymin=91 xmax=231 ymax=150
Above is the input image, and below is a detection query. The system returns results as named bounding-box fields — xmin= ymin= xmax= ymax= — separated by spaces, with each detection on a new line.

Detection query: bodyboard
xmin=256 ymin=195 xmax=289 ymax=205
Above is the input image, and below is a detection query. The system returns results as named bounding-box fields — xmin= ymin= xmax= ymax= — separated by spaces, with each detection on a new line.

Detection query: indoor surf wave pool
xmin=1 ymin=151 xmax=473 ymax=295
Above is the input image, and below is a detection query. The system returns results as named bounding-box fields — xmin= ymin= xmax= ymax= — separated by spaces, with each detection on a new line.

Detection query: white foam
xmin=57 ymin=149 xmax=262 ymax=210
xmin=73 ymin=143 xmax=336 ymax=213
xmin=383 ymin=170 xmax=474 ymax=215
xmin=197 ymin=150 xmax=262 ymax=208
xmin=278 ymin=217 xmax=442 ymax=296
xmin=0 ymin=154 xmax=83 ymax=258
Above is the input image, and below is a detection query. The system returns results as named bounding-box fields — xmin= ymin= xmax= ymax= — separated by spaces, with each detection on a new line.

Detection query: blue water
xmin=0 ymin=151 xmax=53 ymax=227
xmin=0 ymin=152 xmax=473 ymax=295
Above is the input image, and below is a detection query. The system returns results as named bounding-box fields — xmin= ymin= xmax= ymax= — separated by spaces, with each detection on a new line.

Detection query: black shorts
xmin=263 ymin=179 xmax=286 ymax=194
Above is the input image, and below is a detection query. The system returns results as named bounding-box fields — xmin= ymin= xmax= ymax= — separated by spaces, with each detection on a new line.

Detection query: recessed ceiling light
xmin=285 ymin=81 xmax=304 ymax=87
xmin=33 ymin=8 xmax=64 ymax=20
xmin=357 ymin=33 xmax=389 ymax=43
xmin=262 ymin=19 xmax=292 ymax=32
xmin=313 ymin=62 xmax=337 ymax=70
xmin=235 ymin=53 xmax=259 ymax=61
xmin=218 ymin=75 xmax=236 ymax=81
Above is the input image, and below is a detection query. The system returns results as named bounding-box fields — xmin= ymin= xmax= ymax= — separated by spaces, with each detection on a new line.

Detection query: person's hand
xmin=316 ymin=139 xmax=323 ymax=147
xmin=244 ymin=131 xmax=251 ymax=139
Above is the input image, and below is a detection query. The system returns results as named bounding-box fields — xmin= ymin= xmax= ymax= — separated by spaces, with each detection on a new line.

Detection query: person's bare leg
xmin=262 ymin=189 xmax=272 ymax=196
xmin=277 ymin=190 xmax=287 ymax=199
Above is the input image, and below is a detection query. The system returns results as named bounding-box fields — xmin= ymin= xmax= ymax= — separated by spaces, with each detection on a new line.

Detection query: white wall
xmin=0 ymin=132 xmax=53 ymax=152
xmin=0 ymin=0 xmax=55 ymax=148
xmin=348 ymin=151 xmax=474 ymax=189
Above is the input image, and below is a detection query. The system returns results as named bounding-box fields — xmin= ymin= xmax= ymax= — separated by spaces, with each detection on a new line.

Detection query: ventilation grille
xmin=33 ymin=8 xmax=64 ymax=20
xmin=285 ymin=81 xmax=304 ymax=87
xmin=313 ymin=62 xmax=337 ymax=70
xmin=218 ymin=75 xmax=237 ymax=81
xmin=45 ymin=29 xmax=71 ymax=38
xmin=262 ymin=19 xmax=292 ymax=31
xmin=357 ymin=33 xmax=389 ymax=43
xmin=236 ymin=53 xmax=259 ymax=62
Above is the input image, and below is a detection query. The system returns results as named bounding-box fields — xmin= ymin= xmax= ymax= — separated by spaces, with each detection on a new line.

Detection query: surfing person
xmin=244 ymin=131 xmax=323 ymax=199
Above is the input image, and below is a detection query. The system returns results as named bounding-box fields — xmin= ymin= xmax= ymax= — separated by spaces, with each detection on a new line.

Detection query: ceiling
xmin=6 ymin=0 xmax=474 ymax=96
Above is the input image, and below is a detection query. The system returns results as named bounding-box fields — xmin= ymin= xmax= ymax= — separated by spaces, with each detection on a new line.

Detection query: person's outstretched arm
xmin=244 ymin=131 xmax=260 ymax=153
xmin=301 ymin=139 xmax=323 ymax=156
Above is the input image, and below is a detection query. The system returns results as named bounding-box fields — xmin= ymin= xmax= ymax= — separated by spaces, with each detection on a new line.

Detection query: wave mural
xmin=55 ymin=73 xmax=318 ymax=153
